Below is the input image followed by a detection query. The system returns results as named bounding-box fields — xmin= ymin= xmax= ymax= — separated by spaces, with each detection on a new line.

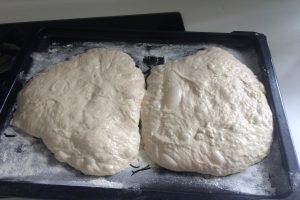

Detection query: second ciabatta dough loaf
xmin=141 ymin=47 xmax=273 ymax=176
xmin=11 ymin=48 xmax=145 ymax=176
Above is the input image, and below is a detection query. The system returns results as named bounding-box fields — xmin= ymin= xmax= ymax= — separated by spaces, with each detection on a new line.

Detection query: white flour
xmin=0 ymin=41 xmax=290 ymax=195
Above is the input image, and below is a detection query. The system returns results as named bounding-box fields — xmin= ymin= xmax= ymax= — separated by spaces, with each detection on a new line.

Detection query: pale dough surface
xmin=141 ymin=47 xmax=273 ymax=176
xmin=12 ymin=48 xmax=145 ymax=176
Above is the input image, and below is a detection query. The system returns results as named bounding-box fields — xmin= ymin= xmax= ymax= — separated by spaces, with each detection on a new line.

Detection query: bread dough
xmin=141 ymin=47 xmax=273 ymax=176
xmin=11 ymin=48 xmax=145 ymax=176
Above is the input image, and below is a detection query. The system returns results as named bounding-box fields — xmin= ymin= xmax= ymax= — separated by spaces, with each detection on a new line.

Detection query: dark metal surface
xmin=0 ymin=12 xmax=185 ymax=89
xmin=0 ymin=28 xmax=298 ymax=199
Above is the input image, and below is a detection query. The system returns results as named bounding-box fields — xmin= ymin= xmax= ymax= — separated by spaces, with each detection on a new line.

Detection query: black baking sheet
xmin=0 ymin=12 xmax=185 ymax=91
xmin=0 ymin=28 xmax=299 ymax=200
xmin=0 ymin=12 xmax=185 ymax=39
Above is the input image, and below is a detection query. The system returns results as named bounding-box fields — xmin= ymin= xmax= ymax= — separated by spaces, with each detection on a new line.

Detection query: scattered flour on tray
xmin=0 ymin=41 xmax=290 ymax=195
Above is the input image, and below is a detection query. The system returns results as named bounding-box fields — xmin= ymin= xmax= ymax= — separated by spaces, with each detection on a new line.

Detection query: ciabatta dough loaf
xmin=12 ymin=48 xmax=145 ymax=176
xmin=141 ymin=47 xmax=273 ymax=176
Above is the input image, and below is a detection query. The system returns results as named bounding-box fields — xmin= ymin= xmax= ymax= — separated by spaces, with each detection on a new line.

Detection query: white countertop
xmin=0 ymin=0 xmax=299 ymax=199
